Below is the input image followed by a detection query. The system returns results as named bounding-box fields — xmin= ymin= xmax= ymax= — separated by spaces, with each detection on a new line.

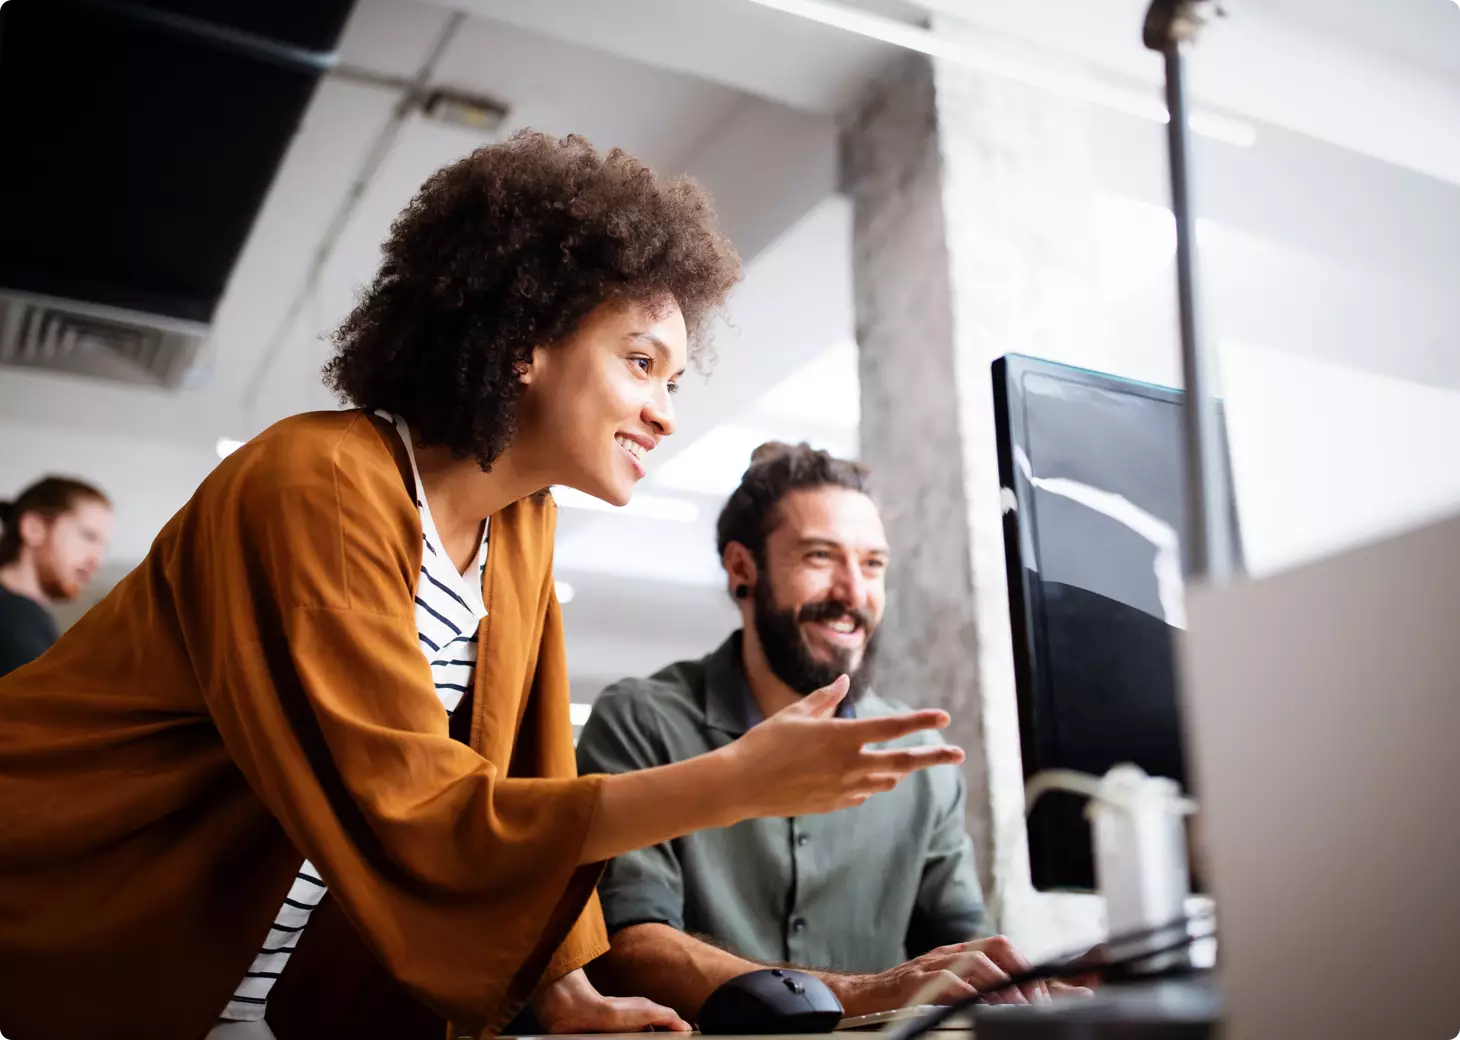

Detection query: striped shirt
xmin=219 ymin=412 xmax=490 ymax=1022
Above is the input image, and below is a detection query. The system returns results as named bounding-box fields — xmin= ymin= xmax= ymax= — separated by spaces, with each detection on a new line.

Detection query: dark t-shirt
xmin=0 ymin=586 xmax=59 ymax=678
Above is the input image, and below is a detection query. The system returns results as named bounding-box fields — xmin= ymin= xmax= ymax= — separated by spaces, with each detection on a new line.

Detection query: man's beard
xmin=752 ymin=578 xmax=879 ymax=705
xmin=36 ymin=554 xmax=81 ymax=602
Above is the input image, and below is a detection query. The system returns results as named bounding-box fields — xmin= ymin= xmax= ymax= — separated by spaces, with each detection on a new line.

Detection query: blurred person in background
xmin=0 ymin=476 xmax=111 ymax=678
xmin=579 ymin=444 xmax=1090 ymax=1020
xmin=0 ymin=132 xmax=965 ymax=1040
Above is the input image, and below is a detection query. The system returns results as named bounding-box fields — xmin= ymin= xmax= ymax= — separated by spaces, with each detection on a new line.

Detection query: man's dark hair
xmin=715 ymin=442 xmax=873 ymax=565
xmin=0 ymin=477 xmax=109 ymax=566
xmin=324 ymin=129 xmax=742 ymax=469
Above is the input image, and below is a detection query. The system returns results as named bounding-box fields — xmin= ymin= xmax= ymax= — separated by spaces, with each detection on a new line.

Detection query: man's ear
xmin=723 ymin=542 xmax=759 ymax=601
xmin=17 ymin=511 xmax=50 ymax=549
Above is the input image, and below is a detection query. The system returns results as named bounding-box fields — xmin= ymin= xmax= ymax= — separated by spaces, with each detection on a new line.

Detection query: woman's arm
xmin=580 ymin=677 xmax=963 ymax=864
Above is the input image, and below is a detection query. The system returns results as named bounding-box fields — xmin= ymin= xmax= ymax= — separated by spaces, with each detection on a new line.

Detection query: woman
xmin=0 ymin=131 xmax=962 ymax=1040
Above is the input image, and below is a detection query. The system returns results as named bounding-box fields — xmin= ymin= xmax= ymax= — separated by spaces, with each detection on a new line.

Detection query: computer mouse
xmin=697 ymin=967 xmax=845 ymax=1035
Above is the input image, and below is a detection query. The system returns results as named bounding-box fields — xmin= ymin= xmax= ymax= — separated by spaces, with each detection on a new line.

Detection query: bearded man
xmin=0 ymin=477 xmax=112 ymax=678
xmin=577 ymin=443 xmax=1068 ymax=1021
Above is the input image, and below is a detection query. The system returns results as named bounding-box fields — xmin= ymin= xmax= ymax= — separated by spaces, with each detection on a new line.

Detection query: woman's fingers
xmin=843 ymin=749 xmax=964 ymax=801
xmin=859 ymin=774 xmax=903 ymax=795
xmin=777 ymin=675 xmax=850 ymax=719
xmin=748 ymin=691 xmax=967 ymax=817
xmin=843 ymin=709 xmax=951 ymax=743
xmin=862 ymin=745 xmax=965 ymax=773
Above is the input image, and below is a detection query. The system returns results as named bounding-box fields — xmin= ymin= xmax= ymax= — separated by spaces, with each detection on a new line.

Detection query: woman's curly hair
xmin=324 ymin=129 xmax=742 ymax=468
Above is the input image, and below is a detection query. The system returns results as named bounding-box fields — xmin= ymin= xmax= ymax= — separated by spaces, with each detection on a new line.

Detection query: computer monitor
xmin=991 ymin=354 xmax=1241 ymax=892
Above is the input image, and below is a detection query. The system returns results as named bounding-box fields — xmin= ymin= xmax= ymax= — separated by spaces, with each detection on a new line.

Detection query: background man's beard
xmin=36 ymin=560 xmax=81 ymax=602
xmin=752 ymin=580 xmax=879 ymax=704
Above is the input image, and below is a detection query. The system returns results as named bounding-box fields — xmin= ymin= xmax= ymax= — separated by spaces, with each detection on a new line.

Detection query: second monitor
xmin=991 ymin=354 xmax=1241 ymax=892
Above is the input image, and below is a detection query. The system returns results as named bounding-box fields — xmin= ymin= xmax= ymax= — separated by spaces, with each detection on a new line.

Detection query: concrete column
xmin=842 ymin=28 xmax=1114 ymax=956
xmin=841 ymin=51 xmax=993 ymax=900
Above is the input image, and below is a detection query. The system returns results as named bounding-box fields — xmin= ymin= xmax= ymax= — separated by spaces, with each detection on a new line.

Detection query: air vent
xmin=0 ymin=290 xmax=211 ymax=389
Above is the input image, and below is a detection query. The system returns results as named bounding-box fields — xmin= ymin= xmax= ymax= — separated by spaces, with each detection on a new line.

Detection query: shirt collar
xmin=380 ymin=409 xmax=490 ymax=617
xmin=702 ymin=630 xmax=856 ymax=736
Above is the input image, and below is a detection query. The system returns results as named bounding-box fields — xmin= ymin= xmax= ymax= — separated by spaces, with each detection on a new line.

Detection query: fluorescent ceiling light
xmin=1094 ymin=192 xmax=1231 ymax=299
xmin=550 ymin=485 xmax=700 ymax=523
xmin=1187 ymin=111 xmax=1258 ymax=149
xmin=215 ymin=437 xmax=244 ymax=459
xmin=554 ymin=580 xmax=576 ymax=605
xmin=756 ymin=340 xmax=861 ymax=427
xmin=554 ymin=523 xmax=728 ymax=587
xmin=655 ymin=423 xmax=859 ymax=497
xmin=1094 ymin=192 xmax=1178 ymax=300
xmin=742 ymin=0 xmax=1256 ymax=146
xmin=569 ymin=702 xmax=594 ymax=726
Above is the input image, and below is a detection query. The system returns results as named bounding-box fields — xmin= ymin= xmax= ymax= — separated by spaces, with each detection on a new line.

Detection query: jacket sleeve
xmin=171 ymin=431 xmax=605 ymax=1032
xmin=532 ymin=586 xmax=610 ymax=982
xmin=575 ymin=686 xmax=688 ymax=934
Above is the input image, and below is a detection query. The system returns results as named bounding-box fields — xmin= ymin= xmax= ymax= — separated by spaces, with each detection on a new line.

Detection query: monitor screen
xmin=992 ymin=354 xmax=1240 ymax=892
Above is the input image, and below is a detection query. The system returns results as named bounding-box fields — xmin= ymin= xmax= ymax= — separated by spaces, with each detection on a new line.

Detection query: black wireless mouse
xmin=697 ymin=967 xmax=845 ymax=1034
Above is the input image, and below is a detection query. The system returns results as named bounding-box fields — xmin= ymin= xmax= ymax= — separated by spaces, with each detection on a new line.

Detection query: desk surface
xmin=503 ymin=978 xmax=1221 ymax=1040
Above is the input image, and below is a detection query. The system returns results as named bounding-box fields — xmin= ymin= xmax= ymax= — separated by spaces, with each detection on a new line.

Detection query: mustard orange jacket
xmin=0 ymin=411 xmax=607 ymax=1039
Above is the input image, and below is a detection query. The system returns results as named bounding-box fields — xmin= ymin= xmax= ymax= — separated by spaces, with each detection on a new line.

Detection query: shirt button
xmin=792 ymin=917 xmax=807 ymax=932
xmin=796 ymin=834 xmax=810 ymax=847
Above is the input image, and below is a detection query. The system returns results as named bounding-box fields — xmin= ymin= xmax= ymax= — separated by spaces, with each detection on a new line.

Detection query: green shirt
xmin=576 ymin=632 xmax=986 ymax=975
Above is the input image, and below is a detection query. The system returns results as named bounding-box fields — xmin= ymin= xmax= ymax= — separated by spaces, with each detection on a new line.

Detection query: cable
xmin=892 ymin=767 xmax=1198 ymax=1019
xmin=1023 ymin=768 xmax=1107 ymax=812
xmin=1024 ymin=766 xmax=1197 ymax=817
xmin=879 ymin=910 xmax=1215 ymax=1040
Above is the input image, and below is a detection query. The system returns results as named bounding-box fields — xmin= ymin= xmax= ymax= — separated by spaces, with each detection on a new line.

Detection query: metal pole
xmin=1144 ymin=1 xmax=1234 ymax=584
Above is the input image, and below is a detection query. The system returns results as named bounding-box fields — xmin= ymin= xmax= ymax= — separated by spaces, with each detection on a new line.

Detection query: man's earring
xmin=734 ymin=584 xmax=750 ymax=600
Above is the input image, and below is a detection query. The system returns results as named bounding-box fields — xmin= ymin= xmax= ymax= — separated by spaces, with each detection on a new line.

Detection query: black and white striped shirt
xmin=219 ymin=412 xmax=490 ymax=1022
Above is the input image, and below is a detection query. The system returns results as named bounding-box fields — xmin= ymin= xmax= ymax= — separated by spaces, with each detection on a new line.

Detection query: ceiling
xmin=1254 ymin=0 xmax=1460 ymax=80
xmin=0 ymin=0 xmax=355 ymax=324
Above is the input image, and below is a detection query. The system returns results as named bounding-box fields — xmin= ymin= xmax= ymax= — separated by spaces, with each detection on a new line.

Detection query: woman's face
xmin=516 ymin=297 xmax=687 ymax=506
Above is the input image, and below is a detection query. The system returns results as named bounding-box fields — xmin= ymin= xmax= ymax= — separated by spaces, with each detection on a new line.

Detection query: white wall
xmin=0 ymin=411 xmax=219 ymax=567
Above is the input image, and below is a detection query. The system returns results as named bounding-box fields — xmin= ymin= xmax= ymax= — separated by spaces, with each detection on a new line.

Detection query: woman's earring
xmin=734 ymin=584 xmax=750 ymax=600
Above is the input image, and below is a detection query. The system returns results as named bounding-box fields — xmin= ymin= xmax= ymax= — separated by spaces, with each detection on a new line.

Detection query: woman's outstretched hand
xmin=722 ymin=674 xmax=964 ymax=818
xmin=582 ymin=675 xmax=963 ymax=865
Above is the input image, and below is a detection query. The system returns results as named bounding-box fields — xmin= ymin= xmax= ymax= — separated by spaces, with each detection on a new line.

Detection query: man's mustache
xmin=797 ymin=600 xmax=874 ymax=632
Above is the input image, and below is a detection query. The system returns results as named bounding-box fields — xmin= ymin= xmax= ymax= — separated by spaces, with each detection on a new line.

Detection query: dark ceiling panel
xmin=0 ymin=0 xmax=356 ymax=323
xmin=122 ymin=0 xmax=358 ymax=53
